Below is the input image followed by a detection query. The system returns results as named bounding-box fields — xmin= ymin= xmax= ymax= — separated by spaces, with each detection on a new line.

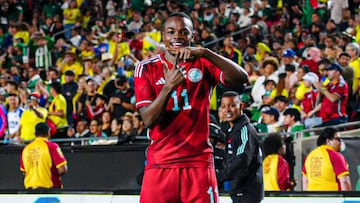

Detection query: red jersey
xmin=301 ymin=90 xmax=319 ymax=114
xmin=319 ymin=78 xmax=348 ymax=123
xmin=134 ymin=53 xmax=224 ymax=168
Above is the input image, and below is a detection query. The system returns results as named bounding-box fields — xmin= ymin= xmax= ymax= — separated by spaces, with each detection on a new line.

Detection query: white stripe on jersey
xmin=136 ymin=100 xmax=153 ymax=107
xmin=135 ymin=55 xmax=161 ymax=77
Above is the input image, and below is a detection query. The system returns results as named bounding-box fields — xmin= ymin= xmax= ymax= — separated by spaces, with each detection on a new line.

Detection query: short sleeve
xmin=134 ymin=63 xmax=155 ymax=109
xmin=328 ymin=150 xmax=349 ymax=178
xmin=48 ymin=142 xmax=67 ymax=168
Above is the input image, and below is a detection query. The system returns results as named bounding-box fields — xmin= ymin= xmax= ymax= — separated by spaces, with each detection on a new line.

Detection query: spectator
xmin=78 ymin=78 xmax=97 ymax=120
xmin=31 ymin=32 xmax=55 ymax=71
xmin=85 ymin=93 xmax=106 ymax=120
xmin=26 ymin=66 xmax=42 ymax=92
xmin=101 ymin=111 xmax=112 ymax=137
xmin=20 ymin=122 xmax=68 ymax=189
xmin=73 ymin=119 xmax=90 ymax=139
xmin=132 ymin=112 xmax=147 ymax=138
xmin=251 ymin=57 xmax=279 ymax=107
xmin=58 ymin=48 xmax=83 ymax=82
xmin=48 ymin=82 xmax=68 ymax=138
xmin=300 ymin=72 xmax=321 ymax=128
xmin=273 ymin=95 xmax=290 ymax=125
xmin=107 ymin=75 xmax=135 ymax=118
xmin=217 ymin=91 xmax=263 ymax=203
xmin=87 ymin=118 xmax=107 ymax=144
xmin=263 ymin=133 xmax=294 ymax=191
xmin=257 ymin=106 xmax=281 ymax=133
xmin=62 ymin=0 xmax=81 ymax=39
xmin=302 ymin=127 xmax=351 ymax=191
xmin=5 ymin=93 xmax=23 ymax=144
xmin=283 ymin=108 xmax=307 ymax=138
xmin=61 ymin=70 xmax=78 ymax=125
xmin=314 ymin=63 xmax=349 ymax=126
xmin=118 ymin=113 xmax=136 ymax=144
xmin=110 ymin=117 xmax=122 ymax=137
xmin=19 ymin=92 xmax=48 ymax=142
xmin=279 ymin=48 xmax=298 ymax=74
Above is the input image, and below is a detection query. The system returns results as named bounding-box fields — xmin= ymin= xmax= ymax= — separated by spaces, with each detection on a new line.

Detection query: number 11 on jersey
xmin=171 ymin=89 xmax=192 ymax=111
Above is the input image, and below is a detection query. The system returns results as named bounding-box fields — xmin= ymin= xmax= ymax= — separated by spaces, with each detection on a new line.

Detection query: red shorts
xmin=140 ymin=167 xmax=219 ymax=203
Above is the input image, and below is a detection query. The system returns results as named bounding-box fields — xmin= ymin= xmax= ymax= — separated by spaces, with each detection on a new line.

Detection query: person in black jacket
xmin=217 ymin=91 xmax=264 ymax=203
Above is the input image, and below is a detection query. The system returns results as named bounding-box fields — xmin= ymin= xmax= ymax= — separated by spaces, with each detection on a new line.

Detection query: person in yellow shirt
xmin=63 ymin=0 xmax=81 ymax=39
xmin=302 ymin=127 xmax=351 ymax=191
xmin=58 ymin=49 xmax=83 ymax=82
xmin=20 ymin=122 xmax=67 ymax=189
xmin=346 ymin=43 xmax=360 ymax=95
xmin=19 ymin=92 xmax=48 ymax=142
xmin=107 ymin=28 xmax=131 ymax=62
xmin=48 ymin=82 xmax=68 ymax=139
xmin=263 ymin=133 xmax=294 ymax=191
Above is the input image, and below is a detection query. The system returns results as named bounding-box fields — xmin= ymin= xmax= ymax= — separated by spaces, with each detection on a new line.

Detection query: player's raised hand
xmin=162 ymin=52 xmax=186 ymax=91
xmin=167 ymin=47 xmax=205 ymax=62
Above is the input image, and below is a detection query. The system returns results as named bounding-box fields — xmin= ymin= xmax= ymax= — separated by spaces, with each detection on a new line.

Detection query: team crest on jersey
xmin=188 ymin=68 xmax=203 ymax=83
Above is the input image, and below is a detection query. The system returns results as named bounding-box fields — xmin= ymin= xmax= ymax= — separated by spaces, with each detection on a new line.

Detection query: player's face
xmin=220 ymin=96 xmax=242 ymax=122
xmin=163 ymin=16 xmax=193 ymax=55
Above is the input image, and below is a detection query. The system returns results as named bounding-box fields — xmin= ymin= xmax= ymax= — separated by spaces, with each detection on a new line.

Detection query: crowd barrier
xmin=0 ymin=191 xmax=360 ymax=203
xmin=1 ymin=121 xmax=359 ymax=193
xmin=0 ymin=144 xmax=147 ymax=190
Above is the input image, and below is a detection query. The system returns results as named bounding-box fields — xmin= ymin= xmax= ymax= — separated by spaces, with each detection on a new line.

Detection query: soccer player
xmin=302 ymin=127 xmax=351 ymax=191
xmin=217 ymin=91 xmax=263 ymax=203
xmin=20 ymin=122 xmax=68 ymax=189
xmin=134 ymin=12 xmax=248 ymax=203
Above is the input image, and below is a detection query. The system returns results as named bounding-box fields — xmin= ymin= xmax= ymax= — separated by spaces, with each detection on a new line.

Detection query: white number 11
xmin=171 ymin=89 xmax=192 ymax=111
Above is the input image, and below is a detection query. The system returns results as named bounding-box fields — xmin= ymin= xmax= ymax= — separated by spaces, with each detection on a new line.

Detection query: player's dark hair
xmin=263 ymin=133 xmax=284 ymax=157
xmin=317 ymin=127 xmax=339 ymax=146
xmin=167 ymin=12 xmax=193 ymax=27
xmin=222 ymin=91 xmax=240 ymax=98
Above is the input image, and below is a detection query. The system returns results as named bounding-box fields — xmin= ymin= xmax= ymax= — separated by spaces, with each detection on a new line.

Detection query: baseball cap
xmin=325 ymin=63 xmax=343 ymax=73
xmin=282 ymin=49 xmax=295 ymax=58
xmin=35 ymin=122 xmax=50 ymax=136
xmin=29 ymin=92 xmax=41 ymax=102
xmin=302 ymin=72 xmax=319 ymax=84
xmin=261 ymin=106 xmax=280 ymax=121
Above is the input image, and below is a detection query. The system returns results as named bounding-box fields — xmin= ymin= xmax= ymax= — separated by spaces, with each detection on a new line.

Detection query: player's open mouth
xmin=171 ymin=42 xmax=185 ymax=48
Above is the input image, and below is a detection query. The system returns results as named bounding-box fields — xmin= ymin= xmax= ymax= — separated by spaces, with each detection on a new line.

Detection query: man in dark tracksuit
xmin=217 ymin=91 xmax=264 ymax=203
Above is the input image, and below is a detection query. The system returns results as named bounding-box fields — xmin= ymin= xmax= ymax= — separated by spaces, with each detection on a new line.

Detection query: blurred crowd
xmin=0 ymin=0 xmax=359 ymax=145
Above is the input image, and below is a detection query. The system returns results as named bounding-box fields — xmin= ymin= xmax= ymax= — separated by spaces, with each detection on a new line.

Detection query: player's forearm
xmin=202 ymin=48 xmax=248 ymax=85
xmin=139 ymin=86 xmax=173 ymax=129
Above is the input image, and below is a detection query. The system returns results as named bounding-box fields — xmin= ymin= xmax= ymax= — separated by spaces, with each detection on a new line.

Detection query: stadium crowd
xmin=0 ymin=0 xmax=359 ymax=147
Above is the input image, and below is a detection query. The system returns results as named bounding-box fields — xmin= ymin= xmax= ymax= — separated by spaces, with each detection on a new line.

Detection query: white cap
xmin=302 ymin=72 xmax=319 ymax=84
